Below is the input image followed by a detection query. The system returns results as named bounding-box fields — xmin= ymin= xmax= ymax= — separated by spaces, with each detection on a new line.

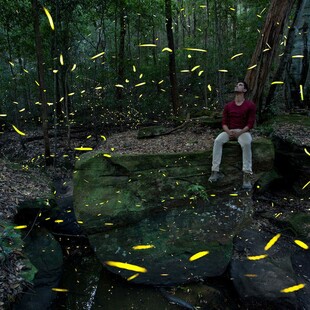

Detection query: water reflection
xmin=56 ymin=255 xmax=181 ymax=310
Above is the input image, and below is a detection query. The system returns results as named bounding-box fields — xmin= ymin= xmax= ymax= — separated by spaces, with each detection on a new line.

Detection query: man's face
xmin=234 ymin=82 xmax=247 ymax=93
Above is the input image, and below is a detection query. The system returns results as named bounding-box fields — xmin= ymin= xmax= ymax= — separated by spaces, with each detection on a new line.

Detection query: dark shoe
xmin=208 ymin=171 xmax=221 ymax=183
xmin=242 ymin=172 xmax=253 ymax=190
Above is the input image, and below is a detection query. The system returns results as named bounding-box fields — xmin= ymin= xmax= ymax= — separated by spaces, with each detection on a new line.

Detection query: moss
xmin=260 ymin=115 xmax=310 ymax=129
xmin=255 ymin=169 xmax=281 ymax=192
xmin=288 ymin=213 xmax=310 ymax=237
xmin=20 ymin=260 xmax=38 ymax=282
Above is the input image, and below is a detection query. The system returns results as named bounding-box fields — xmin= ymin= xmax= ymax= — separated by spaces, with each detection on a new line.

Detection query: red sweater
xmin=222 ymin=100 xmax=256 ymax=130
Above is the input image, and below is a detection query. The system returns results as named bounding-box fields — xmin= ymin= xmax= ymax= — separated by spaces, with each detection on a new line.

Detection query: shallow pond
xmin=55 ymin=254 xmax=192 ymax=309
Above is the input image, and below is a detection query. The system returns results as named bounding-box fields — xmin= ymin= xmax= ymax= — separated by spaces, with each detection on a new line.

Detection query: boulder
xmin=14 ymin=227 xmax=63 ymax=310
xmin=88 ymin=194 xmax=252 ymax=285
xmin=272 ymin=135 xmax=310 ymax=198
xmin=261 ymin=212 xmax=310 ymax=238
xmin=73 ymin=137 xmax=274 ymax=284
xmin=230 ymin=228 xmax=309 ymax=308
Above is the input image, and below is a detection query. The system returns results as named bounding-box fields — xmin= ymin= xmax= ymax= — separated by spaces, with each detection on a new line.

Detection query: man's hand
xmin=231 ymin=130 xmax=241 ymax=139
xmin=227 ymin=130 xmax=238 ymax=139
xmin=228 ymin=130 xmax=234 ymax=139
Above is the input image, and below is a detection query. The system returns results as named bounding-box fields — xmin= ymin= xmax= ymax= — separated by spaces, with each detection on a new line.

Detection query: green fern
xmin=187 ymin=184 xmax=209 ymax=201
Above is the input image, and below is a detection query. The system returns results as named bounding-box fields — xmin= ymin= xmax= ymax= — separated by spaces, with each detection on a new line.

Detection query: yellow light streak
xmin=162 ymin=47 xmax=173 ymax=52
xmin=247 ymin=254 xmax=268 ymax=260
xmin=281 ymin=284 xmax=305 ymax=293
xmin=43 ymin=7 xmax=55 ymax=30
xmin=138 ymin=44 xmax=157 ymax=47
xmin=105 ymin=261 xmax=147 ymax=273
xmin=189 ymin=251 xmax=209 ymax=261
xmin=230 ymin=53 xmax=243 ymax=60
xmin=183 ymin=48 xmax=207 ymax=53
xmin=300 ymin=84 xmax=304 ymax=101
xmin=264 ymin=233 xmax=281 ymax=251
xmin=294 ymin=240 xmax=309 ymax=249
xmin=12 ymin=125 xmax=26 ymax=136
xmin=247 ymin=64 xmax=257 ymax=70
xmin=90 ymin=52 xmax=105 ymax=60
xmin=60 ymin=54 xmax=64 ymax=65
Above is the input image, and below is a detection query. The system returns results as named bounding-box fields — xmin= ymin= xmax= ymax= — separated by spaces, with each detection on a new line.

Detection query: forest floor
xmin=0 ymin=119 xmax=309 ymax=306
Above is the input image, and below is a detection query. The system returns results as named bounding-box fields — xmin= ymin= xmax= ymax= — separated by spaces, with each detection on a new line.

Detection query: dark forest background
xmin=0 ymin=0 xmax=309 ymax=164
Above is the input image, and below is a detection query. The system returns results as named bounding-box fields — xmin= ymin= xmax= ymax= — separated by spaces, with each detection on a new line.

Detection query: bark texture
xmin=32 ymin=0 xmax=52 ymax=165
xmin=165 ymin=0 xmax=180 ymax=116
xmin=245 ymin=0 xmax=295 ymax=120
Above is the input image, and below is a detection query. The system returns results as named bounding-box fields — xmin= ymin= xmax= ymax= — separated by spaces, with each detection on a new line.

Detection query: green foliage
xmin=0 ymin=0 xmax=292 ymax=133
xmin=0 ymin=221 xmax=38 ymax=285
xmin=0 ymin=223 xmax=23 ymax=261
xmin=187 ymin=184 xmax=209 ymax=201
xmin=255 ymin=123 xmax=276 ymax=137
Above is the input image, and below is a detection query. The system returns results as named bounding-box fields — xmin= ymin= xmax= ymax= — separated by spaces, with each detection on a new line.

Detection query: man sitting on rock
xmin=208 ymin=81 xmax=256 ymax=190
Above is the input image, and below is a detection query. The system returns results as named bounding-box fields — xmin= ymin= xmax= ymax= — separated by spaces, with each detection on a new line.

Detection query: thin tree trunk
xmin=51 ymin=0 xmax=62 ymax=120
xmin=245 ymin=0 xmax=295 ymax=121
xmin=203 ymin=0 xmax=209 ymax=108
xmin=18 ymin=58 xmax=30 ymax=111
xmin=6 ymin=28 xmax=19 ymax=128
xmin=181 ymin=0 xmax=185 ymax=47
xmin=299 ymin=21 xmax=309 ymax=99
xmin=193 ymin=9 xmax=197 ymax=38
xmin=32 ymin=0 xmax=51 ymax=166
xmin=137 ymin=0 xmax=141 ymax=67
xmin=114 ymin=1 xmax=119 ymax=70
xmin=165 ymin=0 xmax=180 ymax=116
xmin=116 ymin=2 xmax=126 ymax=101
xmin=151 ymin=15 xmax=160 ymax=94
xmin=214 ymin=0 xmax=224 ymax=106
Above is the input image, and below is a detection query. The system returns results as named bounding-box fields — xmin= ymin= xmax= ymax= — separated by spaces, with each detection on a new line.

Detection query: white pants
xmin=211 ymin=130 xmax=252 ymax=173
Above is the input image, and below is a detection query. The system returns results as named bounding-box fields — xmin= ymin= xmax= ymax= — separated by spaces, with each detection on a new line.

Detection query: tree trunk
xmin=214 ymin=0 xmax=224 ymax=107
xmin=286 ymin=0 xmax=310 ymax=109
xmin=203 ymin=0 xmax=209 ymax=108
xmin=180 ymin=0 xmax=186 ymax=47
xmin=137 ymin=0 xmax=141 ymax=66
xmin=264 ymin=0 xmax=306 ymax=113
xmin=32 ymin=0 xmax=52 ymax=166
xmin=165 ymin=0 xmax=180 ymax=116
xmin=50 ymin=0 xmax=62 ymax=120
xmin=18 ymin=58 xmax=30 ymax=111
xmin=299 ymin=21 xmax=309 ymax=108
xmin=116 ymin=1 xmax=126 ymax=101
xmin=6 ymin=28 xmax=19 ymax=128
xmin=245 ymin=0 xmax=295 ymax=121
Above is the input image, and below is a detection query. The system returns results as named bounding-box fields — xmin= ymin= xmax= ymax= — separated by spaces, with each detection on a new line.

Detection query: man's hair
xmin=239 ymin=81 xmax=249 ymax=92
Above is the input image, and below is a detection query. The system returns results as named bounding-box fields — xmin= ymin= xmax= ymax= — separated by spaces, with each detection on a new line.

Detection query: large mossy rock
xmin=89 ymin=194 xmax=252 ymax=285
xmin=73 ymin=137 xmax=274 ymax=284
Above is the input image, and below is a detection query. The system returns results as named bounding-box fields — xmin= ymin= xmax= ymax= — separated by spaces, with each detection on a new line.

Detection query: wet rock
xmin=163 ymin=282 xmax=238 ymax=310
xmin=14 ymin=227 xmax=63 ymax=310
xmin=261 ymin=212 xmax=310 ymax=238
xmin=73 ymin=141 xmax=273 ymax=285
xmin=85 ymin=193 xmax=254 ymax=285
xmin=230 ymin=228 xmax=309 ymax=309
xmin=16 ymin=181 xmax=82 ymax=237
xmin=74 ymin=138 xmax=273 ymax=235
xmin=291 ymin=250 xmax=310 ymax=308
xmin=272 ymin=135 xmax=310 ymax=198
